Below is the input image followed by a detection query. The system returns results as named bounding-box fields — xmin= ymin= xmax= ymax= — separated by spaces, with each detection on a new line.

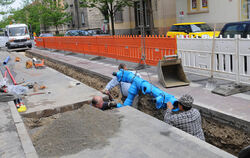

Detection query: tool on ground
xmin=157 ymin=55 xmax=189 ymax=88
xmin=33 ymin=58 xmax=45 ymax=69
xmin=26 ymin=60 xmax=33 ymax=69
xmin=24 ymin=92 xmax=46 ymax=96
xmin=15 ymin=57 xmax=20 ymax=62
xmin=33 ymin=82 xmax=39 ymax=92
xmin=3 ymin=56 xmax=10 ymax=65
xmin=5 ymin=66 xmax=17 ymax=85
xmin=206 ymin=24 xmax=217 ymax=90
xmin=39 ymin=85 xmax=46 ymax=90
xmin=14 ymin=98 xmax=27 ymax=112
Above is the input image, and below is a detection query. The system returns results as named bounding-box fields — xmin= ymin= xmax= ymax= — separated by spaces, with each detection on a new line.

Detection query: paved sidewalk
xmin=28 ymin=48 xmax=250 ymax=132
xmin=0 ymin=102 xmax=25 ymax=158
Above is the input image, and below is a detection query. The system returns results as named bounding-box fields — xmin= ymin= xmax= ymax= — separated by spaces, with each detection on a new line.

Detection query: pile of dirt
xmin=202 ymin=118 xmax=250 ymax=156
xmin=26 ymin=105 xmax=121 ymax=157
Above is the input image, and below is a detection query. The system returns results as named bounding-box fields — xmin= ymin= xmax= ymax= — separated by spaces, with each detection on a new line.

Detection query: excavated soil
xmin=24 ymin=105 xmax=121 ymax=157
xmin=203 ymin=118 xmax=250 ymax=156
xmin=26 ymin=53 xmax=250 ymax=156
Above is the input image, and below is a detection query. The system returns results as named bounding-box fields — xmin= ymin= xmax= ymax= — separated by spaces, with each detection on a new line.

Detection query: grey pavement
xmin=28 ymin=48 xmax=250 ymax=132
xmin=0 ymin=102 xmax=25 ymax=158
xmin=1 ymin=50 xmax=105 ymax=115
xmin=65 ymin=107 xmax=235 ymax=158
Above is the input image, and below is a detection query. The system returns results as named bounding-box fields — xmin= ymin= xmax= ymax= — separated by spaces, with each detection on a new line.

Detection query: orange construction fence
xmin=35 ymin=35 xmax=177 ymax=66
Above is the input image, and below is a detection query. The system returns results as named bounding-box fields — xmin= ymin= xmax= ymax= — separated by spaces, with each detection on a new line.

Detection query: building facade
xmin=113 ymin=0 xmax=176 ymax=35
xmin=41 ymin=0 xmax=105 ymax=34
xmin=176 ymin=0 xmax=250 ymax=29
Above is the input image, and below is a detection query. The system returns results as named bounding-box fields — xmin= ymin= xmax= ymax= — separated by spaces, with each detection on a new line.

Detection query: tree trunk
xmin=55 ymin=25 xmax=59 ymax=35
xmin=110 ymin=13 xmax=115 ymax=35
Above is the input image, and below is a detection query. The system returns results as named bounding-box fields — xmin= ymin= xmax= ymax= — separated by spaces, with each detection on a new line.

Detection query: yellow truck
xmin=167 ymin=22 xmax=220 ymax=38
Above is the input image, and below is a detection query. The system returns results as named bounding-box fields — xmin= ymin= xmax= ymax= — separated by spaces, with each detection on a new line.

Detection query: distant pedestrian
xmin=102 ymin=63 xmax=140 ymax=108
xmin=91 ymin=96 xmax=117 ymax=110
xmin=164 ymin=94 xmax=205 ymax=141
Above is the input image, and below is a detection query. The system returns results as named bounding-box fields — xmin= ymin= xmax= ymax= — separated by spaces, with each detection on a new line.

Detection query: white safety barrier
xmin=177 ymin=35 xmax=250 ymax=84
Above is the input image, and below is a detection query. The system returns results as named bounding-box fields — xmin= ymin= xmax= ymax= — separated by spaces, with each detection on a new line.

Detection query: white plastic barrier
xmin=177 ymin=35 xmax=250 ymax=84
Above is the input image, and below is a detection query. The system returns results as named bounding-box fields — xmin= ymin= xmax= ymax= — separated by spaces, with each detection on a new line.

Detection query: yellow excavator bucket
xmin=157 ymin=55 xmax=190 ymax=88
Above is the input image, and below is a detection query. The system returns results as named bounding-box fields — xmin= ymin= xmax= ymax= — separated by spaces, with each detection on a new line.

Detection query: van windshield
xmin=191 ymin=24 xmax=212 ymax=32
xmin=9 ymin=27 xmax=29 ymax=36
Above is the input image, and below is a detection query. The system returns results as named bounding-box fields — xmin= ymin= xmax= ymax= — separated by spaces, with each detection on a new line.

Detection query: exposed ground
xmin=25 ymin=53 xmax=250 ymax=156
xmin=24 ymin=105 xmax=121 ymax=157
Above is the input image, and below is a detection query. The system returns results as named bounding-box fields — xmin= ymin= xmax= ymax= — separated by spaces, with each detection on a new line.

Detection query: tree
xmin=40 ymin=0 xmax=71 ymax=35
xmin=80 ymin=0 xmax=133 ymax=35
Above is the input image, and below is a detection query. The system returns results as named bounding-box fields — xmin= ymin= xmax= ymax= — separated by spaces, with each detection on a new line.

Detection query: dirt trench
xmin=25 ymin=52 xmax=250 ymax=156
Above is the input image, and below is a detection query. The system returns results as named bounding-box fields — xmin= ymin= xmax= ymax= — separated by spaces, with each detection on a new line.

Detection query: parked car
xmin=64 ymin=30 xmax=89 ymax=36
xmin=219 ymin=21 xmax=250 ymax=38
xmin=167 ymin=22 xmax=220 ymax=38
xmin=86 ymin=28 xmax=108 ymax=36
xmin=39 ymin=33 xmax=53 ymax=37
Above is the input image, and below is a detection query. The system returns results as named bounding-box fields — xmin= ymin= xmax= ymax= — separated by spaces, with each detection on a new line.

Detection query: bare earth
xmin=24 ymin=105 xmax=121 ymax=157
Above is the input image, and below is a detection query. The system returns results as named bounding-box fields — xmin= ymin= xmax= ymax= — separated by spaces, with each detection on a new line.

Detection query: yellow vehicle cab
xmin=167 ymin=22 xmax=220 ymax=38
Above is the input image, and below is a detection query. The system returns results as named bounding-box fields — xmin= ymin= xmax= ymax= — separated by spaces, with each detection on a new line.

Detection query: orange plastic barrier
xmin=35 ymin=35 xmax=177 ymax=66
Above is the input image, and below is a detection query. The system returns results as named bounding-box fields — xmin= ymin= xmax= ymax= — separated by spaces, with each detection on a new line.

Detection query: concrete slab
xmin=65 ymin=107 xmax=235 ymax=158
xmin=1 ymin=50 xmax=105 ymax=115
xmin=26 ymin=48 xmax=250 ymax=133
xmin=0 ymin=102 xmax=25 ymax=158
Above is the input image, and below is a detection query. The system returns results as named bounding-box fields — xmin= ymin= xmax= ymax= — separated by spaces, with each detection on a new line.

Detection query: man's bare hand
xmin=167 ymin=102 xmax=173 ymax=110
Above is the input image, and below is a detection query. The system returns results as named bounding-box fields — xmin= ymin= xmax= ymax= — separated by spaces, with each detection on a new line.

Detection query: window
xmin=192 ymin=0 xmax=197 ymax=9
xmin=202 ymin=0 xmax=208 ymax=8
xmin=135 ymin=1 xmax=150 ymax=27
xmin=222 ymin=24 xmax=247 ymax=38
xmin=190 ymin=24 xmax=212 ymax=32
xmin=81 ymin=12 xmax=85 ymax=25
xmin=170 ymin=25 xmax=191 ymax=32
xmin=115 ymin=10 xmax=123 ymax=22
xmin=241 ymin=0 xmax=250 ymax=20
xmin=188 ymin=0 xmax=209 ymax=14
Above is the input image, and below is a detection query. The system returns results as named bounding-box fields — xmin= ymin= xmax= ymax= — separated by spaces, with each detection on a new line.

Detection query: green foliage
xmin=80 ymin=0 xmax=133 ymax=35
xmin=0 ymin=0 xmax=71 ymax=35
xmin=40 ymin=0 xmax=71 ymax=34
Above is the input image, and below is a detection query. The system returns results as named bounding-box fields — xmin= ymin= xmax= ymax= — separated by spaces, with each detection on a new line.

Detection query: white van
xmin=4 ymin=24 xmax=32 ymax=49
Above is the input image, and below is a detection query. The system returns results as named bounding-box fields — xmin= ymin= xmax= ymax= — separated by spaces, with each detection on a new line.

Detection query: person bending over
xmin=164 ymin=94 xmax=205 ymax=141
xmin=102 ymin=63 xmax=141 ymax=108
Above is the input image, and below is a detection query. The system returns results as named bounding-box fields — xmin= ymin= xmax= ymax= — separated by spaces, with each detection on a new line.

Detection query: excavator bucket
xmin=157 ymin=55 xmax=190 ymax=88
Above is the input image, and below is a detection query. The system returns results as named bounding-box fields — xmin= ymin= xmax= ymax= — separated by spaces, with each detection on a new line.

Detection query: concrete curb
xmin=8 ymin=102 xmax=38 ymax=158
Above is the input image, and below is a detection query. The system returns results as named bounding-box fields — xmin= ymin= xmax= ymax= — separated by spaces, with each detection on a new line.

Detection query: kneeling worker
xmin=164 ymin=94 xmax=205 ymax=141
xmin=91 ymin=96 xmax=117 ymax=110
